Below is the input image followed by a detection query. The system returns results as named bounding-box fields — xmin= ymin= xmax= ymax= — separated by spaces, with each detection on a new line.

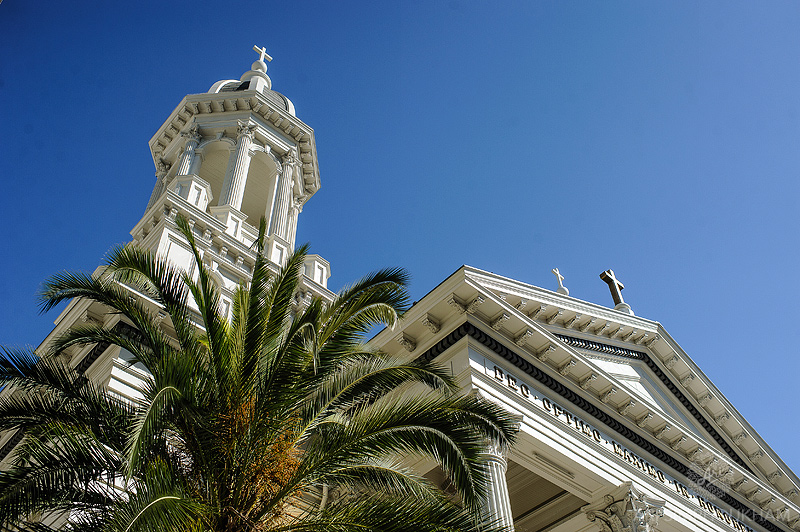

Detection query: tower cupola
xmin=132 ymin=47 xmax=330 ymax=300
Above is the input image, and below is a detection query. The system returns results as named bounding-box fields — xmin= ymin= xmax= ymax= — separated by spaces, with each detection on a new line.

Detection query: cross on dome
xmin=253 ymin=45 xmax=273 ymax=63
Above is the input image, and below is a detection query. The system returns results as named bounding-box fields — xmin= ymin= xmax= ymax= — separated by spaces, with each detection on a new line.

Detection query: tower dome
xmin=137 ymin=46 xmax=326 ymax=292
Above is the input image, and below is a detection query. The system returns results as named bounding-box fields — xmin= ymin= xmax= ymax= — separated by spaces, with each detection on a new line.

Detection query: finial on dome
xmin=237 ymin=44 xmax=273 ymax=92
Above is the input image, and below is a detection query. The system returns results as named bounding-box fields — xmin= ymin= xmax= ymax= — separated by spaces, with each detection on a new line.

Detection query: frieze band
xmin=416 ymin=321 xmax=789 ymax=532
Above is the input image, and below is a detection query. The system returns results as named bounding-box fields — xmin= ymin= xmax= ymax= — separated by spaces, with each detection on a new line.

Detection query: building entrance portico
xmin=372 ymin=266 xmax=800 ymax=532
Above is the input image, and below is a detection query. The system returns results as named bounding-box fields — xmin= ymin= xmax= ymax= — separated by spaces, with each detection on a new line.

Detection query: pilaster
xmin=145 ymin=159 xmax=171 ymax=212
xmin=270 ymin=148 xmax=298 ymax=240
xmin=175 ymin=125 xmax=201 ymax=176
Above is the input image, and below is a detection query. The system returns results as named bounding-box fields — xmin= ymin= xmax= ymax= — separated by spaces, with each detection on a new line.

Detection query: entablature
xmin=372 ymin=265 xmax=800 ymax=531
xmin=149 ymin=89 xmax=320 ymax=199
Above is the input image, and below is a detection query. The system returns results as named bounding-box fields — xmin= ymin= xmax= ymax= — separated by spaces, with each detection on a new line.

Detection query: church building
xmin=2 ymin=49 xmax=799 ymax=532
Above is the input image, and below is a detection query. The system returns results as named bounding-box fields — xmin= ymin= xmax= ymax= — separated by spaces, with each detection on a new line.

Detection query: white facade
xmin=2 ymin=51 xmax=799 ymax=532
xmin=371 ymin=267 xmax=800 ymax=532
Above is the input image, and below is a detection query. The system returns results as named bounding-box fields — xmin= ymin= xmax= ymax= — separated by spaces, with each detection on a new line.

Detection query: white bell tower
xmin=132 ymin=47 xmax=331 ymax=295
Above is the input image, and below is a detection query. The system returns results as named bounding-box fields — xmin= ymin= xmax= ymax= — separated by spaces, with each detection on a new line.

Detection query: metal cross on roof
xmin=600 ymin=269 xmax=625 ymax=306
xmin=253 ymin=45 xmax=273 ymax=63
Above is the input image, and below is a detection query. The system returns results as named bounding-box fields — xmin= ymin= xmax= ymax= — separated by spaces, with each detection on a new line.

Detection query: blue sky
xmin=2 ymin=1 xmax=799 ymax=478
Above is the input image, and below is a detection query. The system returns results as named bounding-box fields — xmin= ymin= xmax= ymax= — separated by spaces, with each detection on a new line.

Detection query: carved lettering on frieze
xmin=618 ymin=401 xmax=635 ymax=416
xmin=583 ymin=482 xmax=664 ymax=532
xmin=580 ymin=374 xmax=597 ymax=390
xmin=491 ymin=312 xmax=510 ymax=331
xmin=514 ymin=329 xmax=533 ymax=347
xmin=421 ymin=314 xmax=441 ymax=334
xmin=600 ymin=387 xmax=617 ymax=404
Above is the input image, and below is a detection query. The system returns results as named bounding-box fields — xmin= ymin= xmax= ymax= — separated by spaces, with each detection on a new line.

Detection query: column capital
xmin=236 ymin=120 xmax=257 ymax=140
xmin=583 ymin=482 xmax=664 ymax=532
xmin=282 ymin=147 xmax=299 ymax=167
xmin=181 ymin=124 xmax=201 ymax=143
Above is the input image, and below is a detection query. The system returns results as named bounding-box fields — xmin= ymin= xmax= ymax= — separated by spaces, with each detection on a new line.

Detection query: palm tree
xmin=0 ymin=217 xmax=518 ymax=532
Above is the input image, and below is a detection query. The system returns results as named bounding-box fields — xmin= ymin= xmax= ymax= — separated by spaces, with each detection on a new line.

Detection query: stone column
xmin=175 ymin=125 xmax=201 ymax=176
xmin=286 ymin=196 xmax=304 ymax=248
xmin=218 ymin=121 xmax=256 ymax=210
xmin=270 ymin=148 xmax=298 ymax=240
xmin=482 ymin=441 xmax=515 ymax=531
xmin=145 ymin=159 xmax=171 ymax=212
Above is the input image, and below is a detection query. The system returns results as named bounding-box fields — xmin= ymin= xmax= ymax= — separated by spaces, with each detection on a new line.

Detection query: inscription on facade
xmin=488 ymin=363 xmax=757 ymax=532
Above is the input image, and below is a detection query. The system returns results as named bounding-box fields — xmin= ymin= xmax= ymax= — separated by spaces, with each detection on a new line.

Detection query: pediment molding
xmin=416 ymin=320 xmax=794 ymax=532
xmin=554 ymin=332 xmax=751 ymax=474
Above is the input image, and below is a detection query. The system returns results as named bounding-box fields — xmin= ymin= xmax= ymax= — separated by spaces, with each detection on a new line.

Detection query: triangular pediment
xmin=372 ymin=265 xmax=800 ymax=511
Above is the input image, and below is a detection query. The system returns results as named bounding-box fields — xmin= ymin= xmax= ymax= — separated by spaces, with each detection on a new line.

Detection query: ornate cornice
xmin=554 ymin=333 xmax=750 ymax=473
xmin=415 ymin=321 xmax=788 ymax=532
